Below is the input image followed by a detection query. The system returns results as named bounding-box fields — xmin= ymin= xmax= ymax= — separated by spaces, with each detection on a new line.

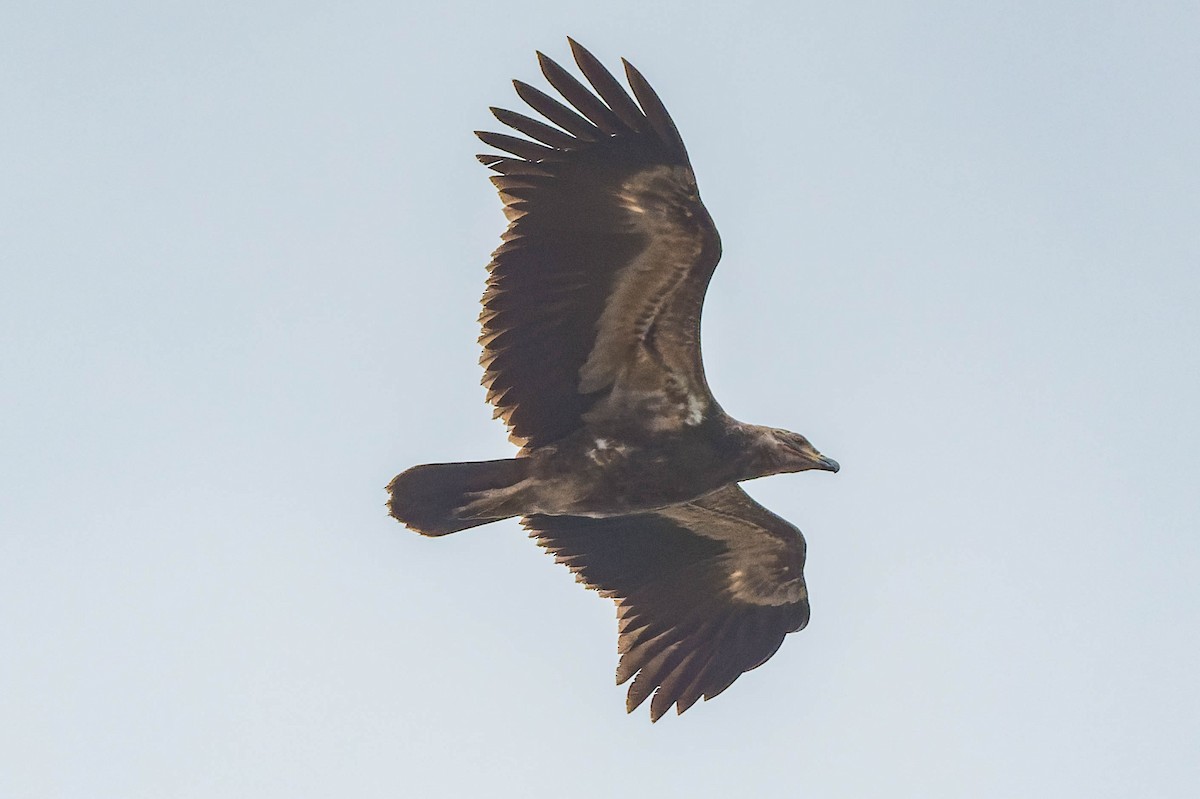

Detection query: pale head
xmin=744 ymin=425 xmax=840 ymax=477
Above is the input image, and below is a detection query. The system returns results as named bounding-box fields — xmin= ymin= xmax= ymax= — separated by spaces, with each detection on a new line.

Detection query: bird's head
xmin=753 ymin=427 xmax=840 ymax=476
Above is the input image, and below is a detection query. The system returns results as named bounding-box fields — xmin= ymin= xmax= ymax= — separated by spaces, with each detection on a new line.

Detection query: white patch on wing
xmin=685 ymin=393 xmax=706 ymax=425
xmin=616 ymin=191 xmax=646 ymax=214
xmin=587 ymin=437 xmax=629 ymax=464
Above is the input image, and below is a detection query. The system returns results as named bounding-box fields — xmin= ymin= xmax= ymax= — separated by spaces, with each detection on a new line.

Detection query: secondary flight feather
xmin=388 ymin=39 xmax=839 ymax=721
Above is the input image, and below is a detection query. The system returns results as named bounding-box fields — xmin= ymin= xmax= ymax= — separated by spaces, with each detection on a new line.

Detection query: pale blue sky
xmin=2 ymin=2 xmax=1198 ymax=797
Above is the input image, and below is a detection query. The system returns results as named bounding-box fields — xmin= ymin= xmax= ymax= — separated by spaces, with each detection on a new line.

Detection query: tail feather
xmin=387 ymin=458 xmax=528 ymax=536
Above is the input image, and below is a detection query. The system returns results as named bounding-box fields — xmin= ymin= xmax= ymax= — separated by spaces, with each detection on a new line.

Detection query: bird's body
xmin=454 ymin=415 xmax=830 ymax=521
xmin=388 ymin=40 xmax=840 ymax=721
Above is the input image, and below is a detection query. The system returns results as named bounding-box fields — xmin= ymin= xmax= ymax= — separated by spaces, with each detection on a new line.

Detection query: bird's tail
xmin=387 ymin=458 xmax=530 ymax=536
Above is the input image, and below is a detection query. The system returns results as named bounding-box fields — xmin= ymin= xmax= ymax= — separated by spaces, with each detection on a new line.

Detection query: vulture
xmin=388 ymin=39 xmax=840 ymax=721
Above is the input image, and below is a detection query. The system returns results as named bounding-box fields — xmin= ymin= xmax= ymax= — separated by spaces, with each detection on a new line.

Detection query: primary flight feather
xmin=388 ymin=39 xmax=839 ymax=721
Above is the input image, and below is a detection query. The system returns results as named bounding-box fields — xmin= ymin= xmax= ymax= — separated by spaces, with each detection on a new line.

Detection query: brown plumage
xmin=388 ymin=39 xmax=839 ymax=721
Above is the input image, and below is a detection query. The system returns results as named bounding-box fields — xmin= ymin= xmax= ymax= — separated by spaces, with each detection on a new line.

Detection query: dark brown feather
xmin=567 ymin=38 xmax=648 ymax=133
xmin=623 ymin=59 xmax=689 ymax=162
xmin=474 ymin=130 xmax=562 ymax=162
xmin=525 ymin=485 xmax=810 ymax=719
xmin=537 ymin=51 xmax=627 ymax=134
xmin=490 ymin=107 xmax=579 ymax=150
xmin=476 ymin=44 xmax=716 ymax=448
xmin=512 ymin=80 xmax=601 ymax=141
xmin=476 ymin=154 xmax=553 ymax=177
xmin=649 ymin=647 xmax=706 ymax=721
xmin=626 ymin=642 xmax=686 ymax=714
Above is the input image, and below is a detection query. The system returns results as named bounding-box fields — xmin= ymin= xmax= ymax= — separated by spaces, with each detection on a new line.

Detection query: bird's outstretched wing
xmin=477 ymin=39 xmax=723 ymax=450
xmin=524 ymin=485 xmax=810 ymax=721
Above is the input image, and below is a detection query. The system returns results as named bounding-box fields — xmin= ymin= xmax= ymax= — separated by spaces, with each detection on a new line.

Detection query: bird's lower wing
xmin=524 ymin=484 xmax=810 ymax=721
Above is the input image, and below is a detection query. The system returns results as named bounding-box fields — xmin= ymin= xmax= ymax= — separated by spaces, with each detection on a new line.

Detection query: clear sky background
xmin=3 ymin=2 xmax=1198 ymax=797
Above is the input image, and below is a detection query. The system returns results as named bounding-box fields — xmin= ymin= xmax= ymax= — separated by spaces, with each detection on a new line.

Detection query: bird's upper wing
xmin=477 ymin=39 xmax=723 ymax=450
xmin=524 ymin=484 xmax=810 ymax=721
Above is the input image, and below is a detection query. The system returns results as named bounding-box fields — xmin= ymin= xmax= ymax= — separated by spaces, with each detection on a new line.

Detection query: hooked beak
xmin=788 ymin=438 xmax=840 ymax=473
xmin=815 ymin=454 xmax=840 ymax=473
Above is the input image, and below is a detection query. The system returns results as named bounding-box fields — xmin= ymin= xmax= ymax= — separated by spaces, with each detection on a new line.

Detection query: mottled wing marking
xmin=658 ymin=489 xmax=808 ymax=606
xmin=475 ymin=40 xmax=722 ymax=449
xmin=525 ymin=485 xmax=809 ymax=721
xmin=578 ymin=165 xmax=705 ymax=393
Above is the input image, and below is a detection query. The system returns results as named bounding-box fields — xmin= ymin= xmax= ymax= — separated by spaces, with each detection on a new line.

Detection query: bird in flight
xmin=389 ymin=39 xmax=840 ymax=721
